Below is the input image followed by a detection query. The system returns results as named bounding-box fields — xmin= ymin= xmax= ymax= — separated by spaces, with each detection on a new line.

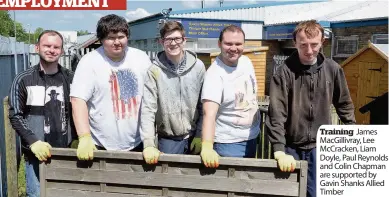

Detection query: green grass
xmin=18 ymin=157 xmax=26 ymax=197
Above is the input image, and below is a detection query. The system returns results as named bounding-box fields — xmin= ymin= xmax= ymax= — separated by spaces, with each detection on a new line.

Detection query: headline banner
xmin=0 ymin=0 xmax=127 ymax=10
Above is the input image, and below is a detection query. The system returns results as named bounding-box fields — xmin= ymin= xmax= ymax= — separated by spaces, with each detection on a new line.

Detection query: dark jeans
xmin=158 ymin=136 xmax=191 ymax=154
xmin=25 ymin=155 xmax=40 ymax=197
xmin=286 ymin=146 xmax=316 ymax=197
xmin=214 ymin=138 xmax=257 ymax=158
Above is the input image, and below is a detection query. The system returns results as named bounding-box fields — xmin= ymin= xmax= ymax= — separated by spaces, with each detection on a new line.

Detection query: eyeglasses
xmin=162 ymin=37 xmax=184 ymax=45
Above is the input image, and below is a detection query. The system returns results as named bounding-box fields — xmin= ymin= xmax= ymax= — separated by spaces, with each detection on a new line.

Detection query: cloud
xmin=18 ymin=13 xmax=43 ymax=19
xmin=181 ymin=0 xmax=219 ymax=9
xmin=56 ymin=20 xmax=71 ymax=24
xmin=125 ymin=8 xmax=151 ymax=22
xmin=92 ymin=13 xmax=105 ymax=19
xmin=62 ymin=12 xmax=85 ymax=19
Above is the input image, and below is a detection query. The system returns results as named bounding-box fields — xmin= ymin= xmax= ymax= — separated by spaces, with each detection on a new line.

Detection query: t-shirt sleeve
xmin=69 ymin=56 xmax=95 ymax=101
xmin=201 ymin=67 xmax=223 ymax=105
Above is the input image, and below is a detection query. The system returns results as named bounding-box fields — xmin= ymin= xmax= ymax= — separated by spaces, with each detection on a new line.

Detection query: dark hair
xmin=218 ymin=25 xmax=245 ymax=42
xmin=160 ymin=21 xmax=185 ymax=38
xmin=37 ymin=30 xmax=64 ymax=48
xmin=96 ymin=14 xmax=129 ymax=41
xmin=293 ymin=20 xmax=324 ymax=42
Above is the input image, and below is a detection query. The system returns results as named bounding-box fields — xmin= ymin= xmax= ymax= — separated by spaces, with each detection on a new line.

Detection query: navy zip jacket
xmin=266 ymin=52 xmax=356 ymax=152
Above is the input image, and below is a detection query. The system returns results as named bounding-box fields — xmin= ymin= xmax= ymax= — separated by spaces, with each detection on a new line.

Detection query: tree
xmin=0 ymin=10 xmax=41 ymax=44
xmin=0 ymin=11 xmax=14 ymax=37
xmin=77 ymin=30 xmax=90 ymax=36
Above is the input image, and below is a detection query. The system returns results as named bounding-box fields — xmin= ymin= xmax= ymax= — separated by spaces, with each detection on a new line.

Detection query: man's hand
xmin=190 ymin=137 xmax=202 ymax=154
xmin=77 ymin=133 xmax=97 ymax=160
xmin=30 ymin=140 xmax=52 ymax=161
xmin=143 ymin=147 xmax=160 ymax=164
xmin=274 ymin=151 xmax=296 ymax=172
xmin=200 ymin=141 xmax=219 ymax=168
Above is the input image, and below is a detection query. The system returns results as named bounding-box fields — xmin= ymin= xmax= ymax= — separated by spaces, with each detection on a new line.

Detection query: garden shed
xmin=341 ymin=41 xmax=388 ymax=124
xmin=196 ymin=46 xmax=269 ymax=97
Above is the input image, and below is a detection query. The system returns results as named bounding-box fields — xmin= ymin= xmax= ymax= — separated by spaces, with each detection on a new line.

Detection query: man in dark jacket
xmin=8 ymin=30 xmax=75 ymax=197
xmin=266 ymin=20 xmax=356 ymax=197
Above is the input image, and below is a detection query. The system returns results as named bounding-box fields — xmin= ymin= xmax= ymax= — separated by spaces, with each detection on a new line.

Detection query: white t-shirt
xmin=70 ymin=46 xmax=152 ymax=150
xmin=201 ymin=55 xmax=260 ymax=143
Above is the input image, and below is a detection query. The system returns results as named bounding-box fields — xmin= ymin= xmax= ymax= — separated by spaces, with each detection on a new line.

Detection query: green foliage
xmin=0 ymin=10 xmax=42 ymax=44
xmin=77 ymin=30 xmax=90 ymax=36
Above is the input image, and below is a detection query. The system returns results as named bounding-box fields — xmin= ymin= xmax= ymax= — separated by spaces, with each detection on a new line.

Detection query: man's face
xmin=102 ymin=32 xmax=128 ymax=60
xmin=161 ymin=30 xmax=186 ymax=56
xmin=294 ymin=30 xmax=324 ymax=65
xmin=218 ymin=31 xmax=244 ymax=65
xmin=35 ymin=34 xmax=63 ymax=63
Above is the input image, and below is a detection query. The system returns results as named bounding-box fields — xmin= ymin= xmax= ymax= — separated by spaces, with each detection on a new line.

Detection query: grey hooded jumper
xmin=141 ymin=50 xmax=206 ymax=148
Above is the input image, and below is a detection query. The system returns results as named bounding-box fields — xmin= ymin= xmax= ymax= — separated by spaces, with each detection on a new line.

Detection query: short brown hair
xmin=293 ymin=20 xmax=324 ymax=42
xmin=37 ymin=30 xmax=64 ymax=48
xmin=218 ymin=25 xmax=245 ymax=42
xmin=160 ymin=21 xmax=185 ymax=38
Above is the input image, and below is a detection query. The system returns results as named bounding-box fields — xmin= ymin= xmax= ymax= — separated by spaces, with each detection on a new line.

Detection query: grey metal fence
xmin=0 ymin=35 xmax=29 ymax=197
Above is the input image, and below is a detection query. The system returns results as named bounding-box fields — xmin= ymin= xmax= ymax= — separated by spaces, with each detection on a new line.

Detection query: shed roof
xmin=341 ymin=42 xmax=388 ymax=67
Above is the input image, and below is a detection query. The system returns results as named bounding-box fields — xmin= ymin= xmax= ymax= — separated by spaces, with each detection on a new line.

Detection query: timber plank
xmin=46 ymin=188 xmax=156 ymax=197
xmin=49 ymin=148 xmax=303 ymax=169
xmin=45 ymin=167 xmax=300 ymax=196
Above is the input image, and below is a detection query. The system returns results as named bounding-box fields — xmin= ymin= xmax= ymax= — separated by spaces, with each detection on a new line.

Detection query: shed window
xmin=372 ymin=34 xmax=388 ymax=44
xmin=335 ymin=36 xmax=358 ymax=57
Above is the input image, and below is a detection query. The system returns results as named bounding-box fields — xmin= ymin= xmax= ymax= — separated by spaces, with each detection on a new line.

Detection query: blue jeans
xmin=214 ymin=138 xmax=257 ymax=158
xmin=158 ymin=137 xmax=190 ymax=154
xmin=286 ymin=147 xmax=316 ymax=197
xmin=25 ymin=156 xmax=40 ymax=197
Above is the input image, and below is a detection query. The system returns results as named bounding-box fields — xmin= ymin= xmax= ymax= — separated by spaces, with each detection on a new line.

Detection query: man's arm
xmin=333 ymin=67 xmax=356 ymax=124
xmin=201 ymin=100 xmax=219 ymax=142
xmin=265 ymin=73 xmax=289 ymax=153
xmin=70 ymin=97 xmax=90 ymax=136
xmin=8 ymin=77 xmax=39 ymax=146
xmin=69 ymin=56 xmax=96 ymax=160
xmin=140 ymin=67 xmax=159 ymax=149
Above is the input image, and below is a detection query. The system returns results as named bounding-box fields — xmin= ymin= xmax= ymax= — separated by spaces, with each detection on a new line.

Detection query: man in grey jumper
xmin=141 ymin=21 xmax=205 ymax=164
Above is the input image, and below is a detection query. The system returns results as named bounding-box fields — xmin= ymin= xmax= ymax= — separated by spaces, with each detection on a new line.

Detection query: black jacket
xmin=266 ymin=52 xmax=356 ymax=152
xmin=8 ymin=64 xmax=75 ymax=154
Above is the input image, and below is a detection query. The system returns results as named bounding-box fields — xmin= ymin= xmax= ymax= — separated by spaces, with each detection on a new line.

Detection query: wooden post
xmin=3 ymin=97 xmax=18 ymax=197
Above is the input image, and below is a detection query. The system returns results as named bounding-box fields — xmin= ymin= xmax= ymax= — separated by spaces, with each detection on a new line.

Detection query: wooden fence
xmin=40 ymin=148 xmax=308 ymax=197
xmin=2 ymin=95 xmax=340 ymax=197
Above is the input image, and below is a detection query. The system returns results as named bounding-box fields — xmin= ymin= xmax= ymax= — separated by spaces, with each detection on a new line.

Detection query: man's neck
xmin=301 ymin=57 xmax=317 ymax=66
xmin=166 ymin=50 xmax=184 ymax=65
xmin=219 ymin=55 xmax=238 ymax=67
xmin=40 ymin=62 xmax=59 ymax=75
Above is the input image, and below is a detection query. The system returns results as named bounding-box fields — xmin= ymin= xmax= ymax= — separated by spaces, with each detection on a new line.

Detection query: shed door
xmin=356 ymin=62 xmax=382 ymax=124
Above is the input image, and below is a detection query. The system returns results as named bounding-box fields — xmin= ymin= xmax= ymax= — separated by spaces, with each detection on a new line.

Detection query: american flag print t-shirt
xmin=70 ymin=46 xmax=152 ymax=150
xmin=110 ymin=69 xmax=141 ymax=120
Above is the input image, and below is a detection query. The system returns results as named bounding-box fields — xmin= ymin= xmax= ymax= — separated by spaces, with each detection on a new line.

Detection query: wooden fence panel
xmin=3 ymin=97 xmax=18 ymax=197
xmin=40 ymin=148 xmax=308 ymax=197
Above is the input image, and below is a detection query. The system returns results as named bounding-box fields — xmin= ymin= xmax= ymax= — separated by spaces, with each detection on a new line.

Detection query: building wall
xmin=129 ymin=20 xmax=160 ymax=40
xmin=332 ymin=24 xmax=388 ymax=63
xmin=260 ymin=40 xmax=281 ymax=95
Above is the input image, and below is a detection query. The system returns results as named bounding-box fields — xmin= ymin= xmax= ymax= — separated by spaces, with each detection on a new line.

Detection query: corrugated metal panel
xmin=263 ymin=1 xmax=363 ymax=25
xmin=325 ymin=1 xmax=388 ymax=22
xmin=171 ymin=1 xmax=386 ymax=25
xmin=242 ymin=23 xmax=263 ymax=39
xmin=171 ymin=7 xmax=265 ymax=21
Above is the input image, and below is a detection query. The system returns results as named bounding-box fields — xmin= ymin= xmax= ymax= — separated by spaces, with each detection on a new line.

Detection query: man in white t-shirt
xmin=70 ymin=14 xmax=152 ymax=160
xmin=200 ymin=25 xmax=261 ymax=168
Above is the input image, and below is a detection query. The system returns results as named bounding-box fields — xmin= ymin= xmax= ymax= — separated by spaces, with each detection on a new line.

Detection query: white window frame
xmin=335 ymin=36 xmax=359 ymax=57
xmin=371 ymin=34 xmax=388 ymax=44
